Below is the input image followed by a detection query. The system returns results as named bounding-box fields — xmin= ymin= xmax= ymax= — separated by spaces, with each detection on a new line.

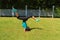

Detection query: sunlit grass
xmin=0 ymin=17 xmax=60 ymax=40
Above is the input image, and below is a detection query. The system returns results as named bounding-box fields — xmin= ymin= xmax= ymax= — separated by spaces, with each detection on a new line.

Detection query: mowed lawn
xmin=0 ymin=17 xmax=60 ymax=40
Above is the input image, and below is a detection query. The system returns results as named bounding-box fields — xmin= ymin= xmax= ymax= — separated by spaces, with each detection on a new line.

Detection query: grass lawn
xmin=0 ymin=17 xmax=60 ymax=40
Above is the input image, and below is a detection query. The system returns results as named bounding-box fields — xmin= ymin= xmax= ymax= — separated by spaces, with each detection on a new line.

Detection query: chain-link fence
xmin=0 ymin=9 xmax=56 ymax=18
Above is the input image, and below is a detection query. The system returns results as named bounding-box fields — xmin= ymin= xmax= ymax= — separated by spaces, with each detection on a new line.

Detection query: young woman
xmin=16 ymin=13 xmax=31 ymax=32
xmin=13 ymin=7 xmax=37 ymax=31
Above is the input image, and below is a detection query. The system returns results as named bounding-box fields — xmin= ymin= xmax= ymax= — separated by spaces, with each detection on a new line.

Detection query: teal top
xmin=12 ymin=8 xmax=17 ymax=13
xmin=22 ymin=22 xmax=27 ymax=29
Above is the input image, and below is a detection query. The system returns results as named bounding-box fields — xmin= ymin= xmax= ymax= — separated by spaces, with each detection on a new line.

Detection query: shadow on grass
xmin=30 ymin=27 xmax=43 ymax=30
xmin=26 ymin=27 xmax=43 ymax=31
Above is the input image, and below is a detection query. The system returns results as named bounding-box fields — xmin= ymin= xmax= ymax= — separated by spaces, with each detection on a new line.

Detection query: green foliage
xmin=55 ymin=7 xmax=60 ymax=17
xmin=0 ymin=0 xmax=59 ymax=9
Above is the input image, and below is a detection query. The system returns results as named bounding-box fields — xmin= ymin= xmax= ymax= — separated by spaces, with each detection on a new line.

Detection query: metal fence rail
xmin=0 ymin=9 xmax=53 ymax=17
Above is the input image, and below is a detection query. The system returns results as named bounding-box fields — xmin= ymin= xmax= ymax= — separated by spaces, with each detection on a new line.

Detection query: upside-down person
xmin=12 ymin=6 xmax=37 ymax=32
xmin=16 ymin=13 xmax=31 ymax=32
xmin=12 ymin=6 xmax=32 ymax=32
xmin=16 ymin=12 xmax=38 ymax=32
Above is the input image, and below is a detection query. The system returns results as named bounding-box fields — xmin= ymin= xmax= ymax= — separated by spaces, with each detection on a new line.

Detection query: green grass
xmin=0 ymin=17 xmax=60 ymax=40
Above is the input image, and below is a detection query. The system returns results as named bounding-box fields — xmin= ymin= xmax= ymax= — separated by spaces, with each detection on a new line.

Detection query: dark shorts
xmin=17 ymin=16 xmax=30 ymax=21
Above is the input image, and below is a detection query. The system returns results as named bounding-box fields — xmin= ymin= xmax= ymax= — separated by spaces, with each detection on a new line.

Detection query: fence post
xmin=39 ymin=7 xmax=40 ymax=17
xmin=25 ymin=5 xmax=27 ymax=18
xmin=52 ymin=5 xmax=55 ymax=18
